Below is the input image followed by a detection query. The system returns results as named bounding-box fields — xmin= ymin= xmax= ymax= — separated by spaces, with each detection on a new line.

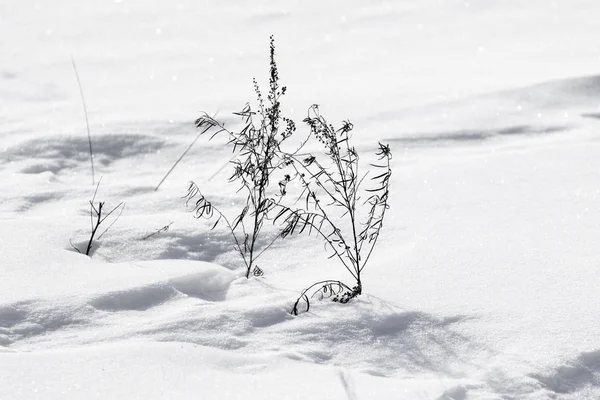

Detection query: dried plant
xmin=71 ymin=179 xmax=125 ymax=256
xmin=184 ymin=36 xmax=298 ymax=278
xmin=271 ymin=105 xmax=392 ymax=314
xmin=184 ymin=38 xmax=393 ymax=309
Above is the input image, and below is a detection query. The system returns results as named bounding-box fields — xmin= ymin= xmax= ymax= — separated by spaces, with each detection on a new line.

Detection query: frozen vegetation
xmin=1 ymin=1 xmax=600 ymax=399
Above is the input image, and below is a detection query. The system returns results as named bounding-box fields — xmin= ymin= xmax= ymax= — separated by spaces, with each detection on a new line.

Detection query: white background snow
xmin=2 ymin=0 xmax=600 ymax=399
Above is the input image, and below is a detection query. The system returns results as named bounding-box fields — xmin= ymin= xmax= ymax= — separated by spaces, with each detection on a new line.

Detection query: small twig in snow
xmin=142 ymin=221 xmax=175 ymax=240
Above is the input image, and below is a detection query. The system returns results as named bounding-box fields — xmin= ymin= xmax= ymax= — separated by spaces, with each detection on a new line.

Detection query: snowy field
xmin=2 ymin=1 xmax=600 ymax=399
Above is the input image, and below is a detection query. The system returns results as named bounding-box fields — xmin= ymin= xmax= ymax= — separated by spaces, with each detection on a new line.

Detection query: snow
xmin=2 ymin=0 xmax=600 ymax=398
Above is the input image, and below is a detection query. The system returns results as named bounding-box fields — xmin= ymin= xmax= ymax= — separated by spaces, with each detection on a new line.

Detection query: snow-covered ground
xmin=2 ymin=1 xmax=600 ymax=398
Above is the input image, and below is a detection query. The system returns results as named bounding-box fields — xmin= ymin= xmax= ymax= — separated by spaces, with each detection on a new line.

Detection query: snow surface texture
xmin=2 ymin=0 xmax=600 ymax=399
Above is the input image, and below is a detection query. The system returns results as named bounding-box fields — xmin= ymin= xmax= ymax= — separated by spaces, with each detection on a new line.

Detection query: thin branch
xmin=90 ymin=177 xmax=102 ymax=230
xmin=69 ymin=239 xmax=82 ymax=254
xmin=154 ymin=112 xmax=219 ymax=191
xmin=86 ymin=202 xmax=102 ymax=256
xmin=97 ymin=202 xmax=125 ymax=240
xmin=142 ymin=221 xmax=174 ymax=240
xmin=71 ymin=56 xmax=95 ymax=186
xmin=252 ymin=232 xmax=282 ymax=262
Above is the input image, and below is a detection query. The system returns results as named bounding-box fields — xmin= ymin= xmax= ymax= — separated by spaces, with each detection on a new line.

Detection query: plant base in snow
xmin=291 ymin=280 xmax=362 ymax=315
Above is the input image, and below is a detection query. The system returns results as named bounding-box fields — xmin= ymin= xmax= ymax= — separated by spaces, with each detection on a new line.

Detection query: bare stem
xmin=71 ymin=56 xmax=95 ymax=186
